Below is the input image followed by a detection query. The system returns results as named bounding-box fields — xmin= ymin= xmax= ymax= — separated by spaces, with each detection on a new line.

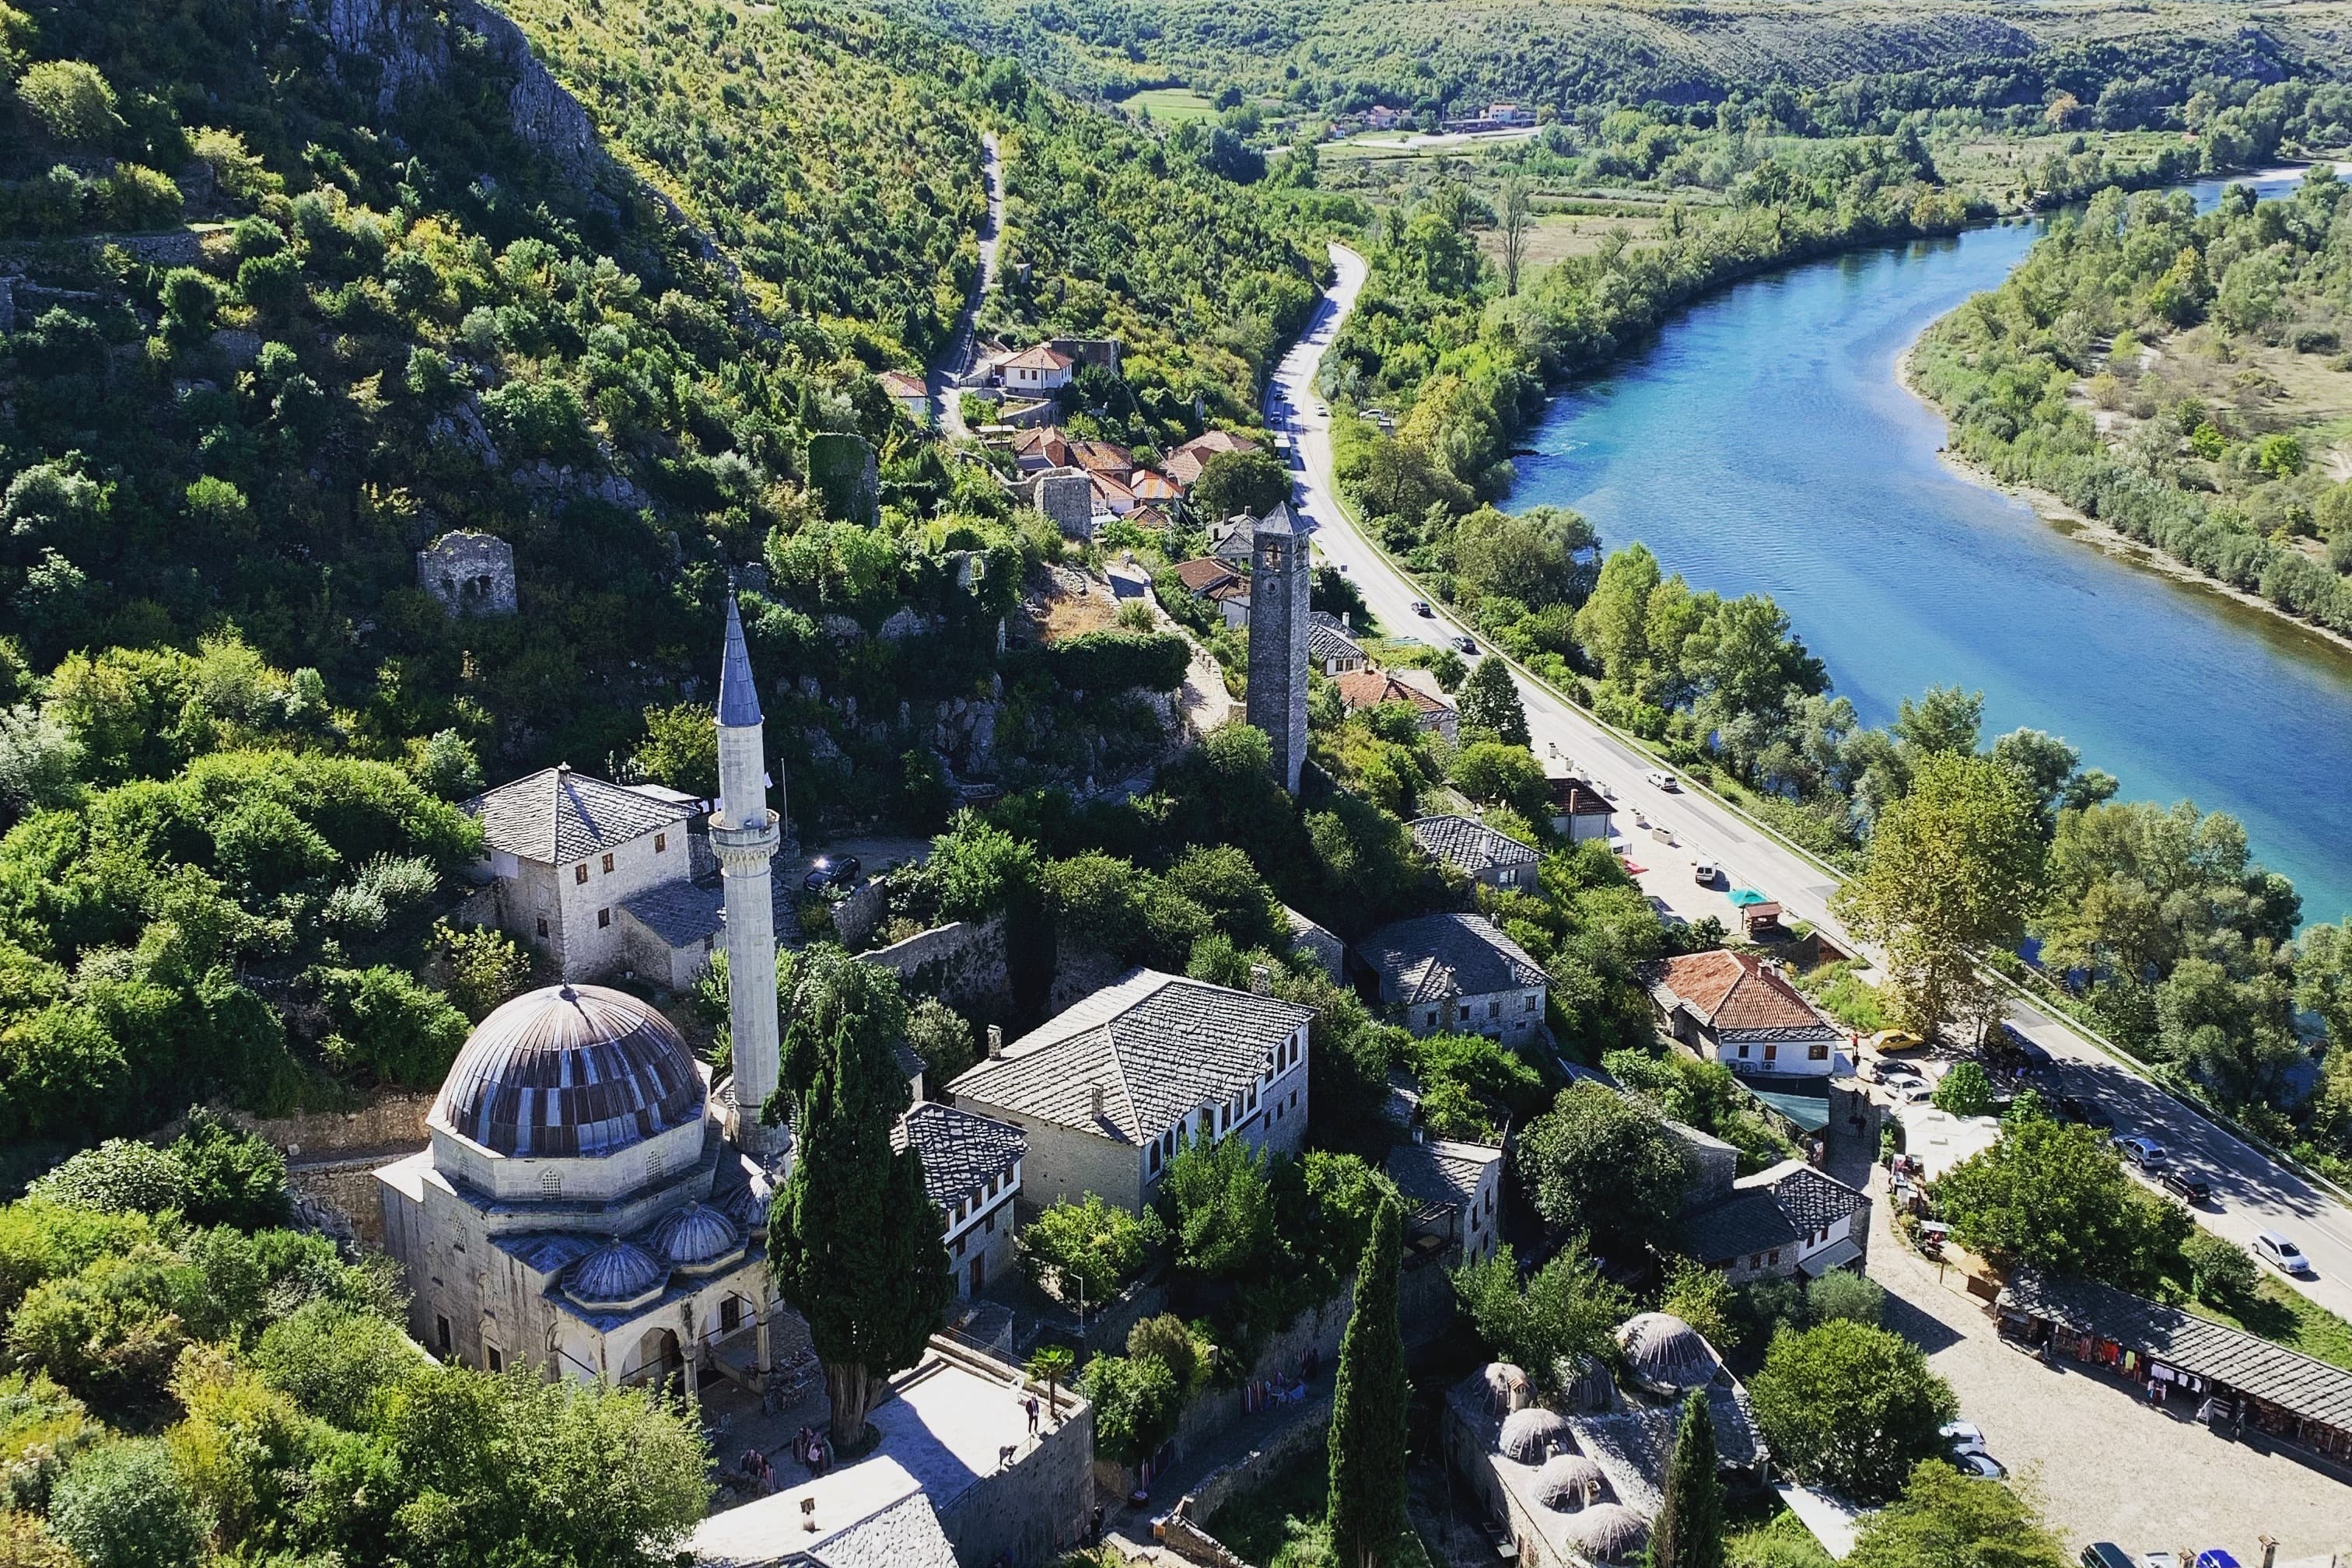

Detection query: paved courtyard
xmin=1862 ymin=1169 xmax=2352 ymax=1563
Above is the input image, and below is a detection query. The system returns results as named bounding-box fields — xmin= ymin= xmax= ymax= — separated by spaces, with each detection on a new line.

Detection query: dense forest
xmin=1913 ymin=167 xmax=2352 ymax=639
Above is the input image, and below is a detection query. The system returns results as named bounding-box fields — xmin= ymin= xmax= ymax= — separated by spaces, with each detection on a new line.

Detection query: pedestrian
xmin=1088 ymin=1505 xmax=1105 ymax=1546
xmin=1026 ymin=1395 xmax=1040 ymax=1435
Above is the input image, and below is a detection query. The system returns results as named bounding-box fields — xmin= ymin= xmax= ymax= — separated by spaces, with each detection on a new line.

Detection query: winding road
xmin=931 ymin=131 xmax=1003 ymax=441
xmin=1271 ymin=240 xmax=2352 ymax=1323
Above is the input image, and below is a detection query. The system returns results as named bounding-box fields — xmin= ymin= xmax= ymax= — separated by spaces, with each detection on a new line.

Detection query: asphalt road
xmin=1271 ymin=240 xmax=2352 ymax=1324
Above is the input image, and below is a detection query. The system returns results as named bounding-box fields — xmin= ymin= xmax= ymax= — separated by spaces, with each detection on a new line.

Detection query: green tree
xmin=1804 ymin=1269 xmax=1885 ymax=1327
xmin=1747 ymin=1321 xmax=1955 ymax=1503
xmin=1162 ymin=1130 xmax=1274 ymax=1280
xmin=1844 ymin=1459 xmax=2067 ymax=1568
xmin=905 ymin=996 xmax=978 ymax=1084
xmin=1450 ymin=740 xmax=1546 ymax=817
xmin=1458 ymin=656 xmax=1530 ymax=747
xmin=635 ymin=702 xmax=719 ymax=799
xmin=1929 ymin=1060 xmax=1994 ymax=1117
xmin=1083 ymin=1352 xmax=1182 ymax=1466
xmin=1328 ymin=1196 xmax=1407 ymax=1568
xmin=1192 ymin=448 xmax=1293 ymax=521
xmin=1650 ymin=1389 xmax=1726 ymax=1568
xmin=1934 ymin=1117 xmax=2188 ymax=1288
xmin=1831 ymin=751 xmax=2044 ymax=1039
xmin=168 ymin=1107 xmax=291 ymax=1231
xmin=768 ymin=953 xmax=953 ymax=1444
xmin=16 ymin=61 xmax=125 ymax=145
xmin=1454 ymin=504 xmax=1598 ymax=608
xmin=1516 ymin=1080 xmax=1689 ymax=1255
xmin=1575 ymin=544 xmax=1661 ymax=683
xmin=1027 ymin=1345 xmax=1075 ymax=1416
xmin=1498 ymin=174 xmax=1534 ymax=297
xmin=1659 ymin=1256 xmax=1738 ymax=1350
xmin=2181 ymin=1230 xmax=2258 ymax=1309
xmin=47 ymin=1437 xmax=204 ymax=1568
xmin=1020 ymin=1194 xmax=1165 ymax=1302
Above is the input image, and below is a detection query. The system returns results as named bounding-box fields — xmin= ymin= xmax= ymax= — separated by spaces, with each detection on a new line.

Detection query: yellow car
xmin=1874 ymin=1031 xmax=1929 ymax=1055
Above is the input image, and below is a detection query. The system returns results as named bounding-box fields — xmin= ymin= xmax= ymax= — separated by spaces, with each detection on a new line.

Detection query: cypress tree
xmin=768 ymin=950 xmax=951 ymax=1445
xmin=1650 ymin=1388 xmax=1726 ymax=1568
xmin=1328 ymin=1196 xmax=1408 ymax=1568
xmin=1458 ymin=655 xmax=1530 ymax=747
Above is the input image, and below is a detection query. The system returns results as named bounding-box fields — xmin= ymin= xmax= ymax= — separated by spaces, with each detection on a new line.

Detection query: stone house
xmin=1363 ymin=912 xmax=1546 ymax=1045
xmin=464 ymin=766 xmax=703 ymax=981
xmin=1003 ymin=343 xmax=1074 ymax=394
xmin=895 ymin=1103 xmax=1024 ymax=1299
xmin=1164 ymin=429 xmax=1258 ymax=492
xmin=1548 ymin=775 xmax=1613 ymax=843
xmin=1410 ymin=814 xmax=1539 ymax=890
xmin=1646 ymin=950 xmax=1847 ymax=1077
xmin=880 ymin=369 xmax=929 ymax=422
xmin=946 ymin=969 xmax=1314 ymax=1216
xmin=1283 ymin=905 xmax=1347 ymax=982
xmin=1385 ymin=1134 xmax=1504 ymax=1267
xmin=1334 ymin=669 xmax=1457 ymax=742
xmin=1680 ymin=1158 xmax=1869 ymax=1283
xmin=1307 ymin=612 xmax=1368 ymax=675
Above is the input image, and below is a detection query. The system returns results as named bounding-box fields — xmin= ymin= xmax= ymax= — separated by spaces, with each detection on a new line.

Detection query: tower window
xmin=436 ymin=1315 xmax=452 ymax=1354
xmin=486 ymin=1345 xmax=503 ymax=1374
xmin=536 ymin=916 xmax=549 ymax=938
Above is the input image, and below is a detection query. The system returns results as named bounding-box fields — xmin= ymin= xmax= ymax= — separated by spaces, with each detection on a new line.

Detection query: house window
xmin=1488 ymin=999 xmax=1502 ymax=1019
xmin=1150 ymin=1144 xmax=1162 ymax=1174
xmin=486 ymin=1345 xmax=504 ymax=1374
xmin=1289 ymin=1090 xmax=1298 ymax=1110
xmin=536 ymin=916 xmax=550 ymax=938
xmin=1768 ymin=1250 xmax=1781 ymax=1267
xmin=720 ymin=1297 xmax=743 ymax=1333
xmin=1808 ymin=1042 xmax=1829 ymax=1060
xmin=985 ymin=1209 xmax=996 ymax=1234
xmin=955 ymin=1234 xmax=967 ymax=1257
xmin=1526 ymin=994 xmax=1539 ymax=1013
xmin=1426 ymin=1010 xmax=1439 ymax=1028
xmin=1764 ymin=1043 xmax=1779 ymax=1062
xmin=1471 ymin=1209 xmax=1481 ymax=1232
xmin=597 ymin=908 xmax=611 ymax=929
xmin=1736 ymin=1043 xmax=1751 ymax=1059
xmin=1498 ymin=868 xmax=1516 ymax=886
xmin=436 ymin=1315 xmax=452 ymax=1354
xmin=1748 ymin=1255 xmax=1760 ymax=1271
xmin=655 ymin=833 xmax=667 ymax=853
xmin=575 ymin=864 xmax=589 ymax=884
xmin=602 ymin=852 xmax=615 ymax=874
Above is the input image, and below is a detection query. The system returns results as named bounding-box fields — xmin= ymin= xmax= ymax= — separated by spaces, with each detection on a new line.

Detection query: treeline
xmin=1912 ymin=168 xmax=2352 ymax=641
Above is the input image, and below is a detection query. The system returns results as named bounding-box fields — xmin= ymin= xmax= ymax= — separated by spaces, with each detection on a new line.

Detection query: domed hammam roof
xmin=1615 ymin=1312 xmax=1720 ymax=1392
xmin=1560 ymin=1503 xmax=1649 ymax=1563
xmin=565 ymin=1238 xmax=667 ymax=1311
xmin=1499 ymin=1407 xmax=1570 ymax=1464
xmin=646 ymin=1202 xmax=743 ymax=1275
xmin=1532 ymin=1454 xmax=1605 ymax=1512
xmin=434 ymin=985 xmax=704 ymax=1158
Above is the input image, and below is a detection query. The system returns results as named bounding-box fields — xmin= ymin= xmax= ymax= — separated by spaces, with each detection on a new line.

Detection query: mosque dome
xmin=1560 ymin=1503 xmax=1649 ymax=1563
xmin=1498 ymin=1407 xmax=1570 ymax=1464
xmin=564 ymin=1238 xmax=668 ymax=1312
xmin=716 ymin=1171 xmax=775 ymax=1235
xmin=645 ymin=1202 xmax=743 ymax=1276
xmin=1532 ymin=1454 xmax=1605 ymax=1512
xmin=433 ymin=984 xmax=704 ymax=1159
xmin=1614 ymin=1312 xmax=1720 ymax=1392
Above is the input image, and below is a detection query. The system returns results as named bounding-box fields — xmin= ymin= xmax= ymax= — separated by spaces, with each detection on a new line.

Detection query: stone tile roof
xmin=1564 ymin=1385 xmax=1764 ymax=1517
xmin=1385 ymin=1138 xmax=1501 ymax=1213
xmin=948 ymin=969 xmax=1314 ymax=1146
xmin=1409 ymin=814 xmax=1538 ymax=875
xmin=1680 ymin=1191 xmax=1800 ymax=1264
xmin=1254 ymin=499 xmax=1311 ymax=537
xmin=2000 ymin=1265 xmax=2352 ymax=1433
xmin=1070 ymin=439 xmax=1132 ymax=477
xmin=1754 ymin=1161 xmax=1868 ymax=1232
xmin=468 ymin=766 xmax=697 ymax=866
xmin=1364 ymin=912 xmax=1545 ymax=1006
xmin=1648 ymin=950 xmax=1838 ymax=1041
xmin=617 ymin=851 xmax=800 ymax=951
xmin=894 ymin=1101 xmax=1024 ymax=1212
xmin=1334 ymin=670 xmax=1451 ymax=718
xmin=719 ymin=594 xmax=763 ymax=727
xmin=1307 ymin=614 xmax=1365 ymax=667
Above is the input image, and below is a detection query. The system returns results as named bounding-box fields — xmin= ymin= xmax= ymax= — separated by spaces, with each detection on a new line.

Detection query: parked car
xmin=1954 ymin=1451 xmax=2007 ymax=1479
xmin=2194 ymin=1551 xmax=2242 ymax=1568
xmin=802 ymin=854 xmax=863 ymax=894
xmin=1992 ymin=1022 xmax=2054 ymax=1071
xmin=2079 ymin=1547 xmax=2134 ymax=1568
xmin=1693 ymin=860 xmax=1720 ymax=885
xmin=1454 ymin=635 xmax=1479 ymax=655
xmin=2159 ymin=1169 xmax=2212 ymax=1206
xmin=1874 ymin=1030 xmax=1929 ymax=1055
xmin=1894 ymin=1080 xmax=1936 ymax=1105
xmin=1939 ymin=1421 xmax=1988 ymax=1454
xmin=1410 ymin=600 xmax=1433 ymax=617
xmin=2056 ymin=1096 xmax=2115 ymax=1132
xmin=2139 ymin=1553 xmax=2179 ymax=1568
xmin=2112 ymin=1135 xmax=2168 ymax=1169
xmin=2253 ymin=1230 xmax=2315 ymax=1276
xmin=1643 ymin=769 xmax=1679 ymax=791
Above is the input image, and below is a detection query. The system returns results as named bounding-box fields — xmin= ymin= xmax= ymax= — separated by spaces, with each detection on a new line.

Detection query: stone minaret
xmin=712 ymin=596 xmax=788 ymax=1159
xmin=1246 ymin=501 xmax=1312 ymax=794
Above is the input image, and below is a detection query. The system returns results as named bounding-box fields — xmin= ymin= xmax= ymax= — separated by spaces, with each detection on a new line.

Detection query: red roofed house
xmin=1070 ymin=441 xmax=1133 ymax=480
xmin=1333 ymin=669 xmax=1456 ymax=742
xmin=1003 ymin=343 xmax=1075 ymax=394
xmin=1164 ymin=429 xmax=1258 ymax=491
xmin=1646 ymin=950 xmax=1847 ymax=1077
xmin=1010 ymin=426 xmax=1076 ymax=474
xmin=1088 ymin=469 xmax=1137 ymax=517
xmin=1129 ymin=470 xmax=1181 ymax=509
xmin=880 ymin=369 xmax=929 ymax=422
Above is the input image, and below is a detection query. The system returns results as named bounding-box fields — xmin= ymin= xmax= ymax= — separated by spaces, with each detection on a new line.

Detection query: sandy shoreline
xmin=1894 ymin=345 xmax=2352 ymax=663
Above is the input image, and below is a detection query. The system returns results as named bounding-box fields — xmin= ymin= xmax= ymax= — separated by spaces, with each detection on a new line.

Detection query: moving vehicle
xmin=1410 ymin=600 xmax=1432 ymax=617
xmin=1454 ymin=635 xmax=1479 ymax=655
xmin=1314 ymin=403 xmax=1329 ymax=418
xmin=1693 ymin=860 xmax=1719 ymax=885
xmin=2112 ymin=1135 xmax=2168 ymax=1169
xmin=2253 ymin=1230 xmax=2315 ymax=1276
xmin=1643 ymin=769 xmax=1678 ymax=791
xmin=2056 ymin=1096 xmax=2116 ymax=1132
xmin=802 ymin=854 xmax=863 ymax=894
xmin=2159 ymin=1169 xmax=2212 ymax=1206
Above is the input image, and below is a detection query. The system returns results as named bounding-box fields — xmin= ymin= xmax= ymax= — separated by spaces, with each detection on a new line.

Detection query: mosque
xmin=376 ymin=599 xmax=810 ymax=1399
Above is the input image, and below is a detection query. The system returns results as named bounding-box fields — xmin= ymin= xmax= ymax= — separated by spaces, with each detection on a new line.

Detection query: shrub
xmin=1021 ymin=630 xmax=1190 ymax=693
xmin=2182 ymin=1230 xmax=2258 ymax=1308
xmin=1082 ymin=1352 xmax=1182 ymax=1466
xmin=1021 ymin=1194 xmax=1164 ymax=1303
xmin=48 ymin=1437 xmax=205 ymax=1568
xmin=1930 ymin=1060 xmax=1994 ymax=1117
xmin=313 ymin=966 xmax=470 ymax=1086
xmin=1804 ymin=1269 xmax=1885 ymax=1327
xmin=16 ymin=61 xmax=124 ymax=145
xmin=26 ymin=1143 xmax=187 ymax=1216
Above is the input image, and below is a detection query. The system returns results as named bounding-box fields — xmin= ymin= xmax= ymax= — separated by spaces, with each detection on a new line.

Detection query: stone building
xmin=1307 ymin=611 xmax=1368 ymax=676
xmin=947 ymin=968 xmax=1314 ymax=1215
xmin=464 ymin=767 xmax=702 ymax=981
xmin=895 ymin=1102 xmax=1024 ymax=1298
xmin=1646 ymin=950 xmax=1847 ymax=1077
xmin=417 ymin=530 xmax=517 ymax=615
xmin=1678 ymin=1158 xmax=1869 ymax=1283
xmin=1245 ymin=501 xmax=1311 ymax=795
xmin=1363 ymin=912 xmax=1547 ymax=1045
xmin=1386 ymin=1133 xmax=1504 ymax=1267
xmin=1410 ymin=814 xmax=1539 ymax=890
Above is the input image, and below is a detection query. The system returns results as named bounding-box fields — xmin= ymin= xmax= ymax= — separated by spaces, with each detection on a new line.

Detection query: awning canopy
xmin=1798 ymin=1237 xmax=1864 ymax=1278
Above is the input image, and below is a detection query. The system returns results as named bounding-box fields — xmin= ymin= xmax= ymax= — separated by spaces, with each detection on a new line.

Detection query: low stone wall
xmin=926 ymin=1337 xmax=1098 ymax=1568
xmin=1182 ymin=1391 xmax=1332 ymax=1525
xmin=227 ymin=1092 xmax=434 ymax=1160
xmin=289 ymin=1159 xmax=395 ymax=1250
xmin=862 ymin=913 xmax=1013 ymax=1016
xmin=831 ymin=878 xmax=891 ymax=949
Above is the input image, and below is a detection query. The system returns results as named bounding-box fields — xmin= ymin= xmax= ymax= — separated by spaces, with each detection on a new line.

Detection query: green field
xmin=1123 ymin=86 xmax=1216 ymax=123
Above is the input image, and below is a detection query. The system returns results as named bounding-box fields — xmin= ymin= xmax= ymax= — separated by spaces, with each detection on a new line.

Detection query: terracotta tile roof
xmin=1334 ymin=670 xmax=1451 ymax=717
xmin=1130 ymin=471 xmax=1181 ymax=502
xmin=467 ymin=767 xmax=696 ymax=866
xmin=1174 ymin=429 xmax=1258 ymax=461
xmin=1005 ymin=343 xmax=1074 ymax=371
xmin=1648 ymin=950 xmax=1836 ymax=1039
xmin=880 ymin=370 xmax=927 ymax=398
xmin=1164 ymin=451 xmax=1206 ymax=488
xmin=1089 ymin=471 xmax=1136 ymax=509
xmin=1129 ymin=503 xmax=1176 ymax=531
xmin=1549 ymin=775 xmax=1610 ymax=815
xmin=1172 ymin=557 xmax=1241 ymax=594
xmin=1071 ymin=440 xmax=1132 ymax=477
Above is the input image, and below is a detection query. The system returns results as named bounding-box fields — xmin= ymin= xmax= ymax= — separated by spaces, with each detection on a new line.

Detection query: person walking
xmin=1026 ymin=1395 xmax=1040 ymax=1436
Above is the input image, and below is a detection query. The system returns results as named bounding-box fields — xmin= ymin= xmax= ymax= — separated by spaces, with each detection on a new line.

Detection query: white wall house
xmin=464 ymin=767 xmax=700 ymax=981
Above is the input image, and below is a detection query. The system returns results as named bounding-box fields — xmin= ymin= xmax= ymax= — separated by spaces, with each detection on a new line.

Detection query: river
xmin=1515 ymin=169 xmax=2352 ymax=927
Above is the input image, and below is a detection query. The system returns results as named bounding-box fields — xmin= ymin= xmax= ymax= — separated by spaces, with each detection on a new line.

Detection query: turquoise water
xmin=1517 ymin=171 xmax=2352 ymax=926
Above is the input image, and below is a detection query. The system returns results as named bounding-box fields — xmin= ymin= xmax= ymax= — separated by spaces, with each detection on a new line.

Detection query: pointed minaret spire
xmin=718 ymin=593 xmax=762 ymax=729
xmin=710 ymin=597 xmax=786 ymax=1162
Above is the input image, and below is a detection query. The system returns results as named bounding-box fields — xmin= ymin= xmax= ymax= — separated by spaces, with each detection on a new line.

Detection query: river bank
xmin=1894 ymin=345 xmax=2352 ymax=665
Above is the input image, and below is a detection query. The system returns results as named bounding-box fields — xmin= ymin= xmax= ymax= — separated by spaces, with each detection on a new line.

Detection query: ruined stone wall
xmin=417 ymin=530 xmax=517 ymax=615
xmin=861 ymin=914 xmax=1013 ymax=1017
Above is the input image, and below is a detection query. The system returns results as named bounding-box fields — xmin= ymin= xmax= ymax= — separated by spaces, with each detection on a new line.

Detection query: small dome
xmin=434 ymin=984 xmax=703 ymax=1158
xmin=1479 ymin=1362 xmax=1531 ymax=1415
xmin=716 ymin=1171 xmax=773 ymax=1234
xmin=1533 ymin=1454 xmax=1605 ymax=1512
xmin=1561 ymin=1503 xmax=1648 ymax=1563
xmin=1615 ymin=1313 xmax=1720 ymax=1391
xmin=565 ymin=1238 xmax=667 ymax=1311
xmin=1563 ymin=1354 xmax=1617 ymax=1413
xmin=645 ymin=1202 xmax=743 ymax=1276
xmin=1499 ymin=1408 xmax=1570 ymax=1464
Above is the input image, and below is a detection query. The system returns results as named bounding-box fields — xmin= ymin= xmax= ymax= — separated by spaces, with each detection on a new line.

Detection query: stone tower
xmin=1246 ymin=501 xmax=1312 ymax=795
xmin=712 ymin=596 xmax=788 ymax=1160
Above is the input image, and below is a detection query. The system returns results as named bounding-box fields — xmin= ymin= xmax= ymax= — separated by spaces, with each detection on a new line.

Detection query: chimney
xmin=1249 ymin=964 xmax=1272 ymax=996
xmin=1090 ymin=1083 xmax=1106 ymax=1120
xmin=1342 ymin=611 xmax=1351 ymax=632
xmin=986 ymin=1024 xmax=1004 ymax=1059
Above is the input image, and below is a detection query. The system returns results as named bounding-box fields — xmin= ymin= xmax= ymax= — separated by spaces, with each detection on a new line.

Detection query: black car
xmin=802 ymin=854 xmax=863 ymax=894
xmin=2161 ymin=1169 xmax=2213 ymax=1205
xmin=2056 ymin=1096 xmax=2116 ymax=1132
xmin=1993 ymin=1023 xmax=2053 ymax=1071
